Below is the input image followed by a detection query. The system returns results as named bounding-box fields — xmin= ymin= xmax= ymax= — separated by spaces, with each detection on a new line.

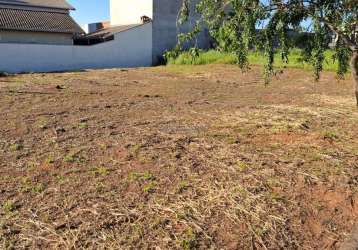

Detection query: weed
xmin=2 ymin=200 xmax=15 ymax=213
xmin=270 ymin=124 xmax=292 ymax=133
xmin=78 ymin=122 xmax=88 ymax=129
xmin=309 ymin=152 xmax=324 ymax=161
xmin=36 ymin=118 xmax=49 ymax=130
xmin=143 ymin=182 xmax=157 ymax=193
xmin=32 ymin=183 xmax=46 ymax=193
xmin=236 ymin=160 xmax=249 ymax=171
xmin=98 ymin=143 xmax=110 ymax=150
xmin=63 ymin=150 xmax=81 ymax=163
xmin=137 ymin=154 xmax=153 ymax=164
xmin=19 ymin=178 xmax=46 ymax=194
xmin=19 ymin=178 xmax=32 ymax=193
xmin=95 ymin=182 xmax=106 ymax=192
xmin=26 ymin=161 xmax=38 ymax=169
xmin=269 ymin=192 xmax=286 ymax=203
xmin=45 ymin=155 xmax=55 ymax=164
xmin=64 ymin=154 xmax=75 ymax=163
xmin=180 ymin=228 xmax=198 ymax=250
xmin=266 ymin=178 xmax=281 ymax=189
xmin=323 ymin=131 xmax=340 ymax=141
xmin=178 ymin=181 xmax=190 ymax=193
xmin=128 ymin=171 xmax=154 ymax=182
xmin=130 ymin=144 xmax=142 ymax=157
xmin=91 ymin=166 xmax=109 ymax=177
xmin=9 ymin=143 xmax=23 ymax=152
xmin=56 ymin=176 xmax=67 ymax=184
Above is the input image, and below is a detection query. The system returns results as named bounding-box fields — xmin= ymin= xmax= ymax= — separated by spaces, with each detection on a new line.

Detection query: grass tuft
xmin=9 ymin=143 xmax=23 ymax=152
xmin=2 ymin=200 xmax=15 ymax=213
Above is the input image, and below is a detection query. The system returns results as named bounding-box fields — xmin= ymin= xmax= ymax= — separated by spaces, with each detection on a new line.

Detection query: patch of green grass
xmin=168 ymin=49 xmax=340 ymax=72
xmin=248 ymin=49 xmax=339 ymax=72
xmin=169 ymin=50 xmax=236 ymax=65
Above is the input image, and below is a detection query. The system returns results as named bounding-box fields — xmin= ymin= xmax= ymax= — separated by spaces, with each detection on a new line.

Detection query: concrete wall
xmin=110 ymin=0 xmax=153 ymax=26
xmin=0 ymin=31 xmax=73 ymax=45
xmin=109 ymin=0 xmax=212 ymax=64
xmin=152 ymin=0 xmax=212 ymax=64
xmin=0 ymin=23 xmax=152 ymax=73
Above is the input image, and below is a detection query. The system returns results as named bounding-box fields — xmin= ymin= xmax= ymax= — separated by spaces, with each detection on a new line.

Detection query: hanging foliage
xmin=171 ymin=0 xmax=358 ymax=106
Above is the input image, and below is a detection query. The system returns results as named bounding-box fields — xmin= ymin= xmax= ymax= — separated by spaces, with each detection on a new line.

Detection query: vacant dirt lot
xmin=0 ymin=65 xmax=357 ymax=249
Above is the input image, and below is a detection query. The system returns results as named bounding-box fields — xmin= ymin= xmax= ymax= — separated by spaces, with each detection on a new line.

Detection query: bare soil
xmin=0 ymin=65 xmax=358 ymax=249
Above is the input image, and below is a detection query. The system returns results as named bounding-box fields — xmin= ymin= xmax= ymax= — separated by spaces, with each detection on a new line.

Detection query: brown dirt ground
xmin=0 ymin=65 xmax=358 ymax=249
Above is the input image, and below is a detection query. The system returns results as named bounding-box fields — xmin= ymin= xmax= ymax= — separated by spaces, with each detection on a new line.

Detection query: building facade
xmin=0 ymin=0 xmax=212 ymax=73
xmin=109 ymin=0 xmax=212 ymax=64
xmin=0 ymin=0 xmax=83 ymax=45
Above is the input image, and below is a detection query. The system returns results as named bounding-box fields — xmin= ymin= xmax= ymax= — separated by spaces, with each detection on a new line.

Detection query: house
xmin=0 ymin=0 xmax=211 ymax=73
xmin=0 ymin=0 xmax=83 ymax=45
xmin=112 ymin=0 xmax=212 ymax=63
xmin=81 ymin=0 xmax=212 ymax=63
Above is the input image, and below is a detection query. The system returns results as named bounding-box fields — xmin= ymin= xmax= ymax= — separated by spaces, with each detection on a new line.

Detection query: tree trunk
xmin=350 ymin=50 xmax=358 ymax=107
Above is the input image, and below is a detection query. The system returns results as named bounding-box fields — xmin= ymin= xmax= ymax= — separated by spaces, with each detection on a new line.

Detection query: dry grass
xmin=0 ymin=65 xmax=357 ymax=249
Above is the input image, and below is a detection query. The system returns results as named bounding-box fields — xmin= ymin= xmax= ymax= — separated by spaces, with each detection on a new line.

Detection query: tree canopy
xmin=172 ymin=0 xmax=358 ymax=105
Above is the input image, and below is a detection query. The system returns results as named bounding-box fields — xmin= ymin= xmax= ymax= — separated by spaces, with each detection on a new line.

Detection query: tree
xmin=174 ymin=0 xmax=358 ymax=106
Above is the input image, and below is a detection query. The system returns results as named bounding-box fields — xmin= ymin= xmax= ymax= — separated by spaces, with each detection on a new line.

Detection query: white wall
xmin=0 ymin=31 xmax=73 ymax=45
xmin=110 ymin=0 xmax=153 ymax=26
xmin=108 ymin=0 xmax=212 ymax=65
xmin=0 ymin=23 xmax=152 ymax=73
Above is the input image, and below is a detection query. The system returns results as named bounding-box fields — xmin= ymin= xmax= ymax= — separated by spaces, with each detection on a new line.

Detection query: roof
xmin=0 ymin=0 xmax=74 ymax=10
xmin=83 ymin=24 xmax=144 ymax=40
xmin=0 ymin=8 xmax=84 ymax=34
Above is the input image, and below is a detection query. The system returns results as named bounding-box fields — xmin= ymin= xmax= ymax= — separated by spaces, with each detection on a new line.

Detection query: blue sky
xmin=68 ymin=0 xmax=110 ymax=26
xmin=67 ymin=1 xmax=312 ymax=30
